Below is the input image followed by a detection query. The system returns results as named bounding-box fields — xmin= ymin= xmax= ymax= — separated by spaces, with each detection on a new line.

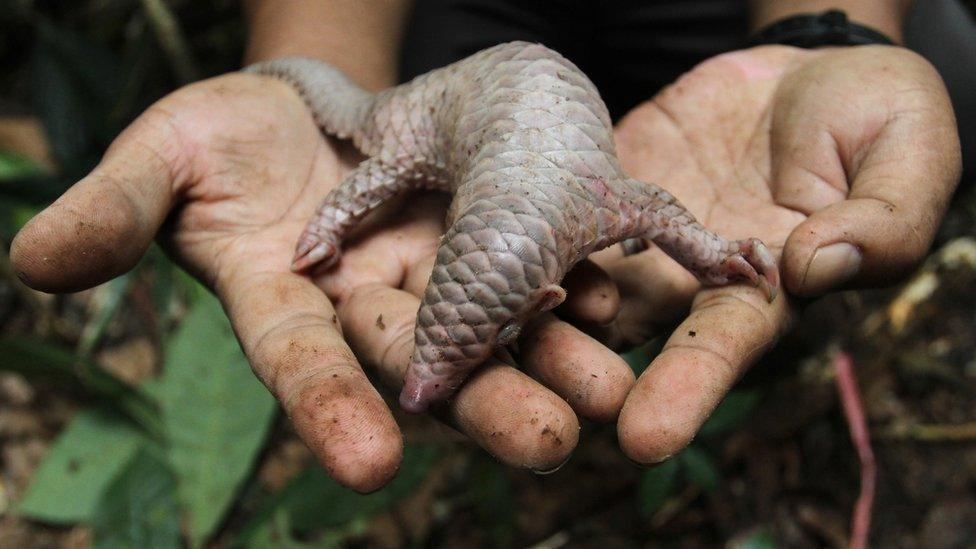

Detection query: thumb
xmin=781 ymin=99 xmax=961 ymax=297
xmin=11 ymin=109 xmax=188 ymax=292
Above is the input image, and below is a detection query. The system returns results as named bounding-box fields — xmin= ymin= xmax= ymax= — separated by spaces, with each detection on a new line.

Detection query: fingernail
xmin=625 ymin=453 xmax=672 ymax=469
xmin=531 ymin=454 xmax=572 ymax=475
xmin=803 ymin=242 xmax=862 ymax=296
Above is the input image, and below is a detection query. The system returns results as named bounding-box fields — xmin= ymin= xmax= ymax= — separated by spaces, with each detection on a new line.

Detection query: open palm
xmin=587 ymin=45 xmax=960 ymax=464
xmin=12 ymin=72 xmax=636 ymax=491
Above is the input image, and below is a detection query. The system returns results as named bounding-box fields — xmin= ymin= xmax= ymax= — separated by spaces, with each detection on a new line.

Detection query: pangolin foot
xmin=719 ymin=238 xmax=780 ymax=302
xmin=291 ymin=235 xmax=340 ymax=272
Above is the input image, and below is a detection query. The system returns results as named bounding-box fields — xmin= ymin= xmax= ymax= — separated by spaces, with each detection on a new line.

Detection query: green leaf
xmin=29 ymin=18 xmax=130 ymax=175
xmin=731 ymin=526 xmax=778 ymax=549
xmin=30 ymin=22 xmax=95 ymax=171
xmin=681 ymin=446 xmax=720 ymax=492
xmin=145 ymin=247 xmax=179 ymax=337
xmin=243 ymin=510 xmax=343 ymax=549
xmin=241 ymin=511 xmax=304 ymax=549
xmin=92 ymin=448 xmax=181 ymax=549
xmin=236 ymin=443 xmax=440 ymax=547
xmin=159 ymin=291 xmax=277 ymax=546
xmin=8 ymin=203 xmax=40 ymax=230
xmin=0 ymin=201 xmax=41 ymax=241
xmin=0 ymin=338 xmax=162 ymax=437
xmin=33 ymin=19 xmax=124 ymax=105
xmin=469 ymin=456 xmax=516 ymax=548
xmin=638 ymin=457 xmax=680 ymax=516
xmin=17 ymin=408 xmax=147 ymax=523
xmin=0 ymin=150 xmax=43 ymax=180
xmin=77 ymin=274 xmax=135 ymax=358
xmin=0 ymin=173 xmax=73 ymax=206
xmin=698 ymin=389 xmax=761 ymax=439
xmin=287 ymin=443 xmax=439 ymax=533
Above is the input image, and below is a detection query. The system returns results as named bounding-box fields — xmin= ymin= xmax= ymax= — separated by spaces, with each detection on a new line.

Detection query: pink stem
xmin=833 ymin=350 xmax=876 ymax=549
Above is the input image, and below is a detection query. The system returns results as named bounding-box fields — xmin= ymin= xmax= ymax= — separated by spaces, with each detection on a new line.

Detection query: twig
xmin=527 ymin=531 xmax=569 ymax=549
xmin=76 ymin=273 xmax=134 ymax=358
xmin=650 ymin=483 xmax=703 ymax=530
xmin=139 ymin=0 xmax=200 ymax=83
xmin=833 ymin=350 xmax=876 ymax=549
xmin=878 ymin=420 xmax=976 ymax=441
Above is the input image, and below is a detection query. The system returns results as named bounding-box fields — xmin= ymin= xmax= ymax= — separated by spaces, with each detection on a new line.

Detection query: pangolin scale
xmin=245 ymin=41 xmax=779 ymax=413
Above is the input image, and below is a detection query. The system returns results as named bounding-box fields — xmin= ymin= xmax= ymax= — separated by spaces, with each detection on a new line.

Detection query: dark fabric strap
xmin=748 ymin=9 xmax=896 ymax=48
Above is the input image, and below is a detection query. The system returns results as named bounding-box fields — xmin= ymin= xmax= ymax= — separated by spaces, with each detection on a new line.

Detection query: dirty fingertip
xmin=560 ymin=259 xmax=621 ymax=324
xmin=287 ymin=376 xmax=404 ymax=494
xmin=449 ymin=364 xmax=580 ymax=472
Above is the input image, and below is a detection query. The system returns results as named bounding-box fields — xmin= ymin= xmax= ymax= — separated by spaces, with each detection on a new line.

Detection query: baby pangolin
xmin=245 ymin=41 xmax=779 ymax=414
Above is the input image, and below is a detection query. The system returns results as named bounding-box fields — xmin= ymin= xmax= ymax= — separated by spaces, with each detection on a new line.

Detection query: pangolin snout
xmin=399 ymin=357 xmax=469 ymax=414
xmin=397 ymin=280 xmax=569 ymax=413
xmin=399 ymin=357 xmax=472 ymax=414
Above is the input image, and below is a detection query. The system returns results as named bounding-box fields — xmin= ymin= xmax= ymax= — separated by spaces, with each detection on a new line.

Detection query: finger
xmin=401 ymin=252 xmax=436 ymax=298
xmin=519 ymin=313 xmax=635 ymax=423
xmin=338 ymin=283 xmax=579 ymax=472
xmin=558 ymin=259 xmax=620 ymax=325
xmin=219 ymin=270 xmax=402 ymax=493
xmin=617 ymin=285 xmax=790 ymax=464
xmin=779 ymin=56 xmax=962 ymax=297
xmin=580 ymin=245 xmax=699 ymax=348
xmin=448 ymin=358 xmax=579 ymax=472
xmin=10 ymin=110 xmax=188 ymax=292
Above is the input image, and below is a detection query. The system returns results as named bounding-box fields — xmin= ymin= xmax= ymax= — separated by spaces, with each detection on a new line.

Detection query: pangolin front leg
xmin=292 ymin=159 xmax=397 ymax=271
xmin=290 ymin=158 xmax=448 ymax=271
xmin=615 ymin=179 xmax=779 ymax=300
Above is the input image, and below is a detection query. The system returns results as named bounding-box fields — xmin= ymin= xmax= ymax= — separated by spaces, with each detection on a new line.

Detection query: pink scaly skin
xmin=245 ymin=41 xmax=779 ymax=414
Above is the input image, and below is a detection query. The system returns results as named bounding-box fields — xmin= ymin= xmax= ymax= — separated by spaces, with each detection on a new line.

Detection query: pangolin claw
xmin=291 ymin=239 xmax=339 ymax=272
xmin=736 ymin=238 xmax=779 ymax=302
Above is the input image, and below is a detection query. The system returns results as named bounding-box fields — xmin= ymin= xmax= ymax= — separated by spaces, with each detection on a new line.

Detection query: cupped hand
xmin=10 ymin=73 xmax=639 ymax=491
xmin=577 ymin=45 xmax=961 ymax=464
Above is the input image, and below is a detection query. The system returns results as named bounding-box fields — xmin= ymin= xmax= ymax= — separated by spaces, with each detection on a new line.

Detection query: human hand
xmin=10 ymin=72 xmax=638 ymax=491
xmin=579 ymin=45 xmax=961 ymax=464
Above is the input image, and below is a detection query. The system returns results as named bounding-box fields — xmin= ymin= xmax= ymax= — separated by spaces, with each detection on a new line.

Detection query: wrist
xmin=748 ymin=9 xmax=898 ymax=49
xmin=243 ymin=0 xmax=411 ymax=91
xmin=749 ymin=1 xmax=913 ymax=45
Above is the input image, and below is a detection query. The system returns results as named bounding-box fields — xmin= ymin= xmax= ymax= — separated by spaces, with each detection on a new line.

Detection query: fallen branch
xmin=877 ymin=420 xmax=976 ymax=442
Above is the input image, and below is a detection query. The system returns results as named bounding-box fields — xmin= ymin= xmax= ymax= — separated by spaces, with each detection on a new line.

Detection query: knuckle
xmin=249 ymin=317 xmax=356 ymax=400
xmin=289 ymin=376 xmax=356 ymax=424
xmin=121 ymin=106 xmax=189 ymax=181
xmin=377 ymin=319 xmax=415 ymax=376
xmin=692 ymin=293 xmax=775 ymax=350
xmin=883 ymin=206 xmax=935 ymax=272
